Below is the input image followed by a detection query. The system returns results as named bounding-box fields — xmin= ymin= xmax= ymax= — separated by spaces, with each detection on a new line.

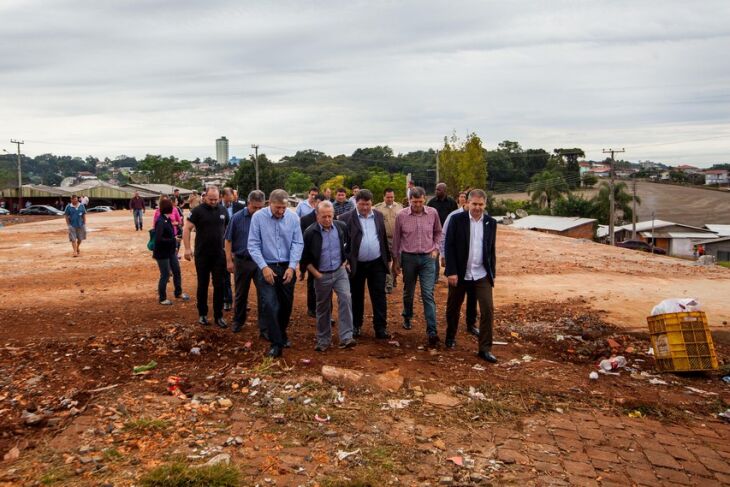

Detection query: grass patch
xmin=251 ymin=356 xmax=277 ymax=376
xmin=124 ymin=417 xmax=170 ymax=432
xmin=139 ymin=461 xmax=240 ymax=487
xmin=38 ymin=467 xmax=71 ymax=485
xmin=717 ymin=261 xmax=730 ymax=268
xmin=103 ymin=448 xmax=124 ymax=461
xmin=319 ymin=472 xmax=380 ymax=487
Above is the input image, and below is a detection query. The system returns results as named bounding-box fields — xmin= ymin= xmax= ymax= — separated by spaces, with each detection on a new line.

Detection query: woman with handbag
xmin=153 ymin=197 xmax=189 ymax=305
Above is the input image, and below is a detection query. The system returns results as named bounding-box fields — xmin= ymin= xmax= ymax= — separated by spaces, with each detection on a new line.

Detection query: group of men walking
xmin=182 ymin=183 xmax=498 ymax=364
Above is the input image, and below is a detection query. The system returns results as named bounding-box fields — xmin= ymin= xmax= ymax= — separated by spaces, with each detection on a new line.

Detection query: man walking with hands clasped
xmin=444 ymin=189 xmax=497 ymax=363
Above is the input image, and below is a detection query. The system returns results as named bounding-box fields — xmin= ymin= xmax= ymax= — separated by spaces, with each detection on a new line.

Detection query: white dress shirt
xmin=464 ymin=213 xmax=487 ymax=281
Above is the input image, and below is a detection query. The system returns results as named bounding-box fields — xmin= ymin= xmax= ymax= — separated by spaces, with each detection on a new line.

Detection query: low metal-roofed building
xmin=704 ymin=224 xmax=730 ymax=237
xmin=124 ymin=183 xmax=193 ymax=197
xmin=510 ymin=215 xmax=597 ymax=239
xmin=1 ymin=181 xmax=157 ymax=211
xmin=694 ymin=236 xmax=730 ymax=262
xmin=637 ymin=227 xmax=717 ymax=257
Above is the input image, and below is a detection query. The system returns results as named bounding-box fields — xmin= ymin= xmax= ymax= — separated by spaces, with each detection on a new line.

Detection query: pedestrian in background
xmin=64 ymin=194 xmax=86 ymax=258
xmin=373 ymin=187 xmax=403 ymax=294
xmin=129 ymin=191 xmax=145 ymax=231
xmin=153 ymin=197 xmax=189 ymax=305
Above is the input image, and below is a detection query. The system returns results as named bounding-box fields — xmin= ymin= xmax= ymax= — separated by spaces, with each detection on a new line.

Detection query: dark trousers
xmin=155 ymin=255 xmax=182 ymax=301
xmin=465 ymin=286 xmax=477 ymax=326
xmin=255 ymin=264 xmax=296 ymax=348
xmin=224 ymin=271 xmax=232 ymax=305
xmin=446 ymin=277 xmax=494 ymax=352
xmin=307 ymin=273 xmax=316 ymax=314
xmin=233 ymin=256 xmax=258 ymax=328
xmin=350 ymin=258 xmax=388 ymax=334
xmin=194 ymin=252 xmax=226 ymax=319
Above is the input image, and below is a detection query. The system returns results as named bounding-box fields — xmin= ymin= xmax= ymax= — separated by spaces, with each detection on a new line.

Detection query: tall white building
xmin=216 ymin=136 xmax=229 ymax=166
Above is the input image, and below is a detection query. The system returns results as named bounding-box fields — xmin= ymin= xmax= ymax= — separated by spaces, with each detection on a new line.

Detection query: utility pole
xmin=251 ymin=144 xmax=259 ymax=190
xmin=602 ymin=148 xmax=625 ymax=246
xmin=10 ymin=139 xmax=24 ymax=210
xmin=435 ymin=150 xmax=440 ymax=188
xmin=631 ymin=178 xmax=638 ymax=240
xmin=650 ymin=211 xmax=656 ymax=253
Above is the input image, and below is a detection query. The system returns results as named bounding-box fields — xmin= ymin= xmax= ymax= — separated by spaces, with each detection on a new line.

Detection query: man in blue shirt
xmin=295 ymin=186 xmax=318 ymax=218
xmin=338 ymin=189 xmax=392 ymax=339
xmin=225 ymin=190 xmax=265 ymax=333
xmin=248 ymin=189 xmax=304 ymax=357
xmin=301 ymin=201 xmax=356 ymax=352
xmin=64 ymin=194 xmax=86 ymax=257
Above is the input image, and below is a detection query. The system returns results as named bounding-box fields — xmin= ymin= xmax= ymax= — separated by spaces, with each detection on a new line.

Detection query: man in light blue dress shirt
xmin=248 ymin=189 xmax=304 ymax=357
xmin=295 ymin=187 xmax=318 ymax=218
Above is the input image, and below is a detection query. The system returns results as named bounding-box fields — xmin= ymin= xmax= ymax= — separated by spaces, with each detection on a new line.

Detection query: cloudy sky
xmin=1 ymin=0 xmax=729 ymax=166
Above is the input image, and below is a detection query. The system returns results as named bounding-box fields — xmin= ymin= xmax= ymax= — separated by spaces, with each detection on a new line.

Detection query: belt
xmin=267 ymin=262 xmax=289 ymax=267
xmin=402 ymin=251 xmax=429 ymax=256
xmin=234 ymin=254 xmax=251 ymax=261
xmin=318 ymin=268 xmax=339 ymax=274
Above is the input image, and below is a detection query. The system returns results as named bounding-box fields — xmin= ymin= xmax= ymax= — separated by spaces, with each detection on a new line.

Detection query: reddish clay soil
xmin=0 ymin=211 xmax=728 ymax=486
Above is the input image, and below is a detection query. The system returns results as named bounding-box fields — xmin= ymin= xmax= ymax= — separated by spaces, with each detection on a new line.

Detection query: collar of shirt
xmin=319 ymin=223 xmax=335 ymax=232
xmin=470 ymin=213 xmax=484 ymax=224
xmin=357 ymin=211 xmax=374 ymax=219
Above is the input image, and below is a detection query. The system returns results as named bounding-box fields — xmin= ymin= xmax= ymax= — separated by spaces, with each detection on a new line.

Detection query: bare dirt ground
xmin=496 ymin=181 xmax=730 ymax=226
xmin=1 ymin=211 xmax=729 ymax=486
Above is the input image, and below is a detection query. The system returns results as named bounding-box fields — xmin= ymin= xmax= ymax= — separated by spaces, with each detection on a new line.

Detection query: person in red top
xmin=129 ymin=191 xmax=146 ymax=231
xmin=392 ymin=186 xmax=442 ymax=347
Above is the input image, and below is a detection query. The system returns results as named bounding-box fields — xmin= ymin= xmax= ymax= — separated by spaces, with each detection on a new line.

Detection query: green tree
xmin=137 ymin=155 xmax=192 ymax=185
xmin=286 ymin=170 xmax=314 ymax=195
xmin=581 ymin=173 xmax=598 ymax=188
xmin=553 ymin=193 xmax=594 ymax=218
xmin=439 ymin=132 xmax=487 ymax=196
xmin=591 ymin=181 xmax=641 ymax=225
xmin=227 ymin=154 xmax=286 ymax=197
xmin=553 ymin=148 xmax=585 ymax=188
xmin=362 ymin=171 xmax=407 ymax=202
xmin=320 ymin=175 xmax=348 ymax=194
xmin=527 ymin=169 xmax=570 ymax=210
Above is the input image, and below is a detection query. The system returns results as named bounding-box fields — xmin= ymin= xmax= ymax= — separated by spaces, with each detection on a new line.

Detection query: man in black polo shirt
xmin=183 ymin=186 xmax=230 ymax=328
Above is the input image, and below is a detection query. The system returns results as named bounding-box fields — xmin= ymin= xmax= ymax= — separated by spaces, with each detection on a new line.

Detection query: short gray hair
xmin=317 ymin=200 xmax=334 ymax=212
xmin=269 ymin=189 xmax=289 ymax=204
xmin=468 ymin=189 xmax=487 ymax=200
xmin=409 ymin=186 xmax=426 ymax=199
xmin=206 ymin=185 xmax=219 ymax=195
xmin=247 ymin=190 xmax=265 ymax=203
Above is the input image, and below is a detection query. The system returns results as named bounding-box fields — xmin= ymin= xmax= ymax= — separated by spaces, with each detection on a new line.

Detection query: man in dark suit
xmin=301 ymin=200 xmax=356 ymax=351
xmin=300 ymin=194 xmax=325 ymax=317
xmin=338 ymin=189 xmax=392 ymax=339
xmin=444 ymin=188 xmax=497 ymax=363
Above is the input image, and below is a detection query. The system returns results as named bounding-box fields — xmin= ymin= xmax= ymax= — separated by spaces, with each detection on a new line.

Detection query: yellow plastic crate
xmin=647 ymin=311 xmax=718 ymax=372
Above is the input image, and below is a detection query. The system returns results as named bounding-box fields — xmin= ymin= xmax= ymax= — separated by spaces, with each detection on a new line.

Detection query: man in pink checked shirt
xmin=392 ymin=186 xmax=443 ymax=348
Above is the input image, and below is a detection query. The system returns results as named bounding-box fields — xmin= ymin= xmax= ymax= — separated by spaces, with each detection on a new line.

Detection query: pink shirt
xmin=393 ymin=206 xmax=442 ymax=257
xmin=153 ymin=208 xmax=183 ymax=235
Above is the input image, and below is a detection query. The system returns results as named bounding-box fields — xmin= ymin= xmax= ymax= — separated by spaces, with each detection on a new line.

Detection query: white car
xmin=0 ymin=208 xmax=9 ymax=215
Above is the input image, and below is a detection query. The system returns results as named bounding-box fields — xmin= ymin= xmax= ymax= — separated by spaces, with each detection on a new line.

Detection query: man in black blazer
xmin=300 ymin=194 xmax=324 ymax=317
xmin=338 ymin=189 xmax=392 ymax=339
xmin=301 ymin=201 xmax=356 ymax=351
xmin=444 ymin=188 xmax=497 ymax=363
xmin=221 ymin=187 xmax=246 ymax=311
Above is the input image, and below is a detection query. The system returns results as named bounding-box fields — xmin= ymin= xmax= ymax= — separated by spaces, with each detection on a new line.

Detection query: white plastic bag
xmin=651 ymin=298 xmax=701 ymax=316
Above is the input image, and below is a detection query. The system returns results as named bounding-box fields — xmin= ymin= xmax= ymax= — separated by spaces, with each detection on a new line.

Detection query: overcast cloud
xmin=1 ymin=0 xmax=729 ymax=165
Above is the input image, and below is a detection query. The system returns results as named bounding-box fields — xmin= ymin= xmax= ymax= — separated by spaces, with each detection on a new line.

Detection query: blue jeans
xmin=255 ymin=264 xmax=296 ymax=348
xmin=400 ymin=252 xmax=437 ymax=336
xmin=133 ymin=209 xmax=144 ymax=230
xmin=156 ymin=254 xmax=182 ymax=301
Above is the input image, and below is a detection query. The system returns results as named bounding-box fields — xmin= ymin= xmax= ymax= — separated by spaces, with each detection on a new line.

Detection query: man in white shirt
xmin=443 ymin=189 xmax=498 ymax=363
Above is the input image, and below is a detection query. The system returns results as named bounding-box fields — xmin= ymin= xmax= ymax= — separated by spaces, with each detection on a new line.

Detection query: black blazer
xmin=231 ymin=201 xmax=245 ymax=215
xmin=300 ymin=210 xmax=317 ymax=234
xmin=338 ymin=209 xmax=391 ymax=275
xmin=444 ymin=211 xmax=497 ymax=286
xmin=301 ymin=220 xmax=348 ymax=273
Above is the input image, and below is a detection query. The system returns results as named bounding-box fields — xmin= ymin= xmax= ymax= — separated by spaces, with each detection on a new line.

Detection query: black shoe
xmin=427 ymin=335 xmax=441 ymax=348
xmin=375 ymin=331 xmax=392 ymax=340
xmin=259 ymin=331 xmax=270 ymax=341
xmin=352 ymin=327 xmax=361 ymax=338
xmin=466 ymin=325 xmax=480 ymax=337
xmin=198 ymin=316 xmax=209 ymax=326
xmin=314 ymin=343 xmax=329 ymax=352
xmin=445 ymin=339 xmax=456 ymax=349
xmin=402 ymin=320 xmax=412 ymax=330
xmin=339 ymin=338 xmax=357 ymax=349
xmin=307 ymin=310 xmax=316 ymax=318
xmin=223 ymin=303 xmax=232 ymax=312
xmin=231 ymin=321 xmax=243 ymax=333
xmin=283 ymin=340 xmax=292 ymax=348
xmin=267 ymin=346 xmax=282 ymax=358
xmin=215 ymin=318 xmax=228 ymax=329
xmin=477 ymin=351 xmax=497 ymax=363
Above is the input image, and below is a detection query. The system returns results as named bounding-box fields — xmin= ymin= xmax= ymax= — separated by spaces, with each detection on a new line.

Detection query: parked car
xmin=19 ymin=205 xmax=65 ymax=216
xmin=87 ymin=206 xmax=114 ymax=213
xmin=0 ymin=208 xmax=9 ymax=215
xmin=616 ymin=240 xmax=667 ymax=255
